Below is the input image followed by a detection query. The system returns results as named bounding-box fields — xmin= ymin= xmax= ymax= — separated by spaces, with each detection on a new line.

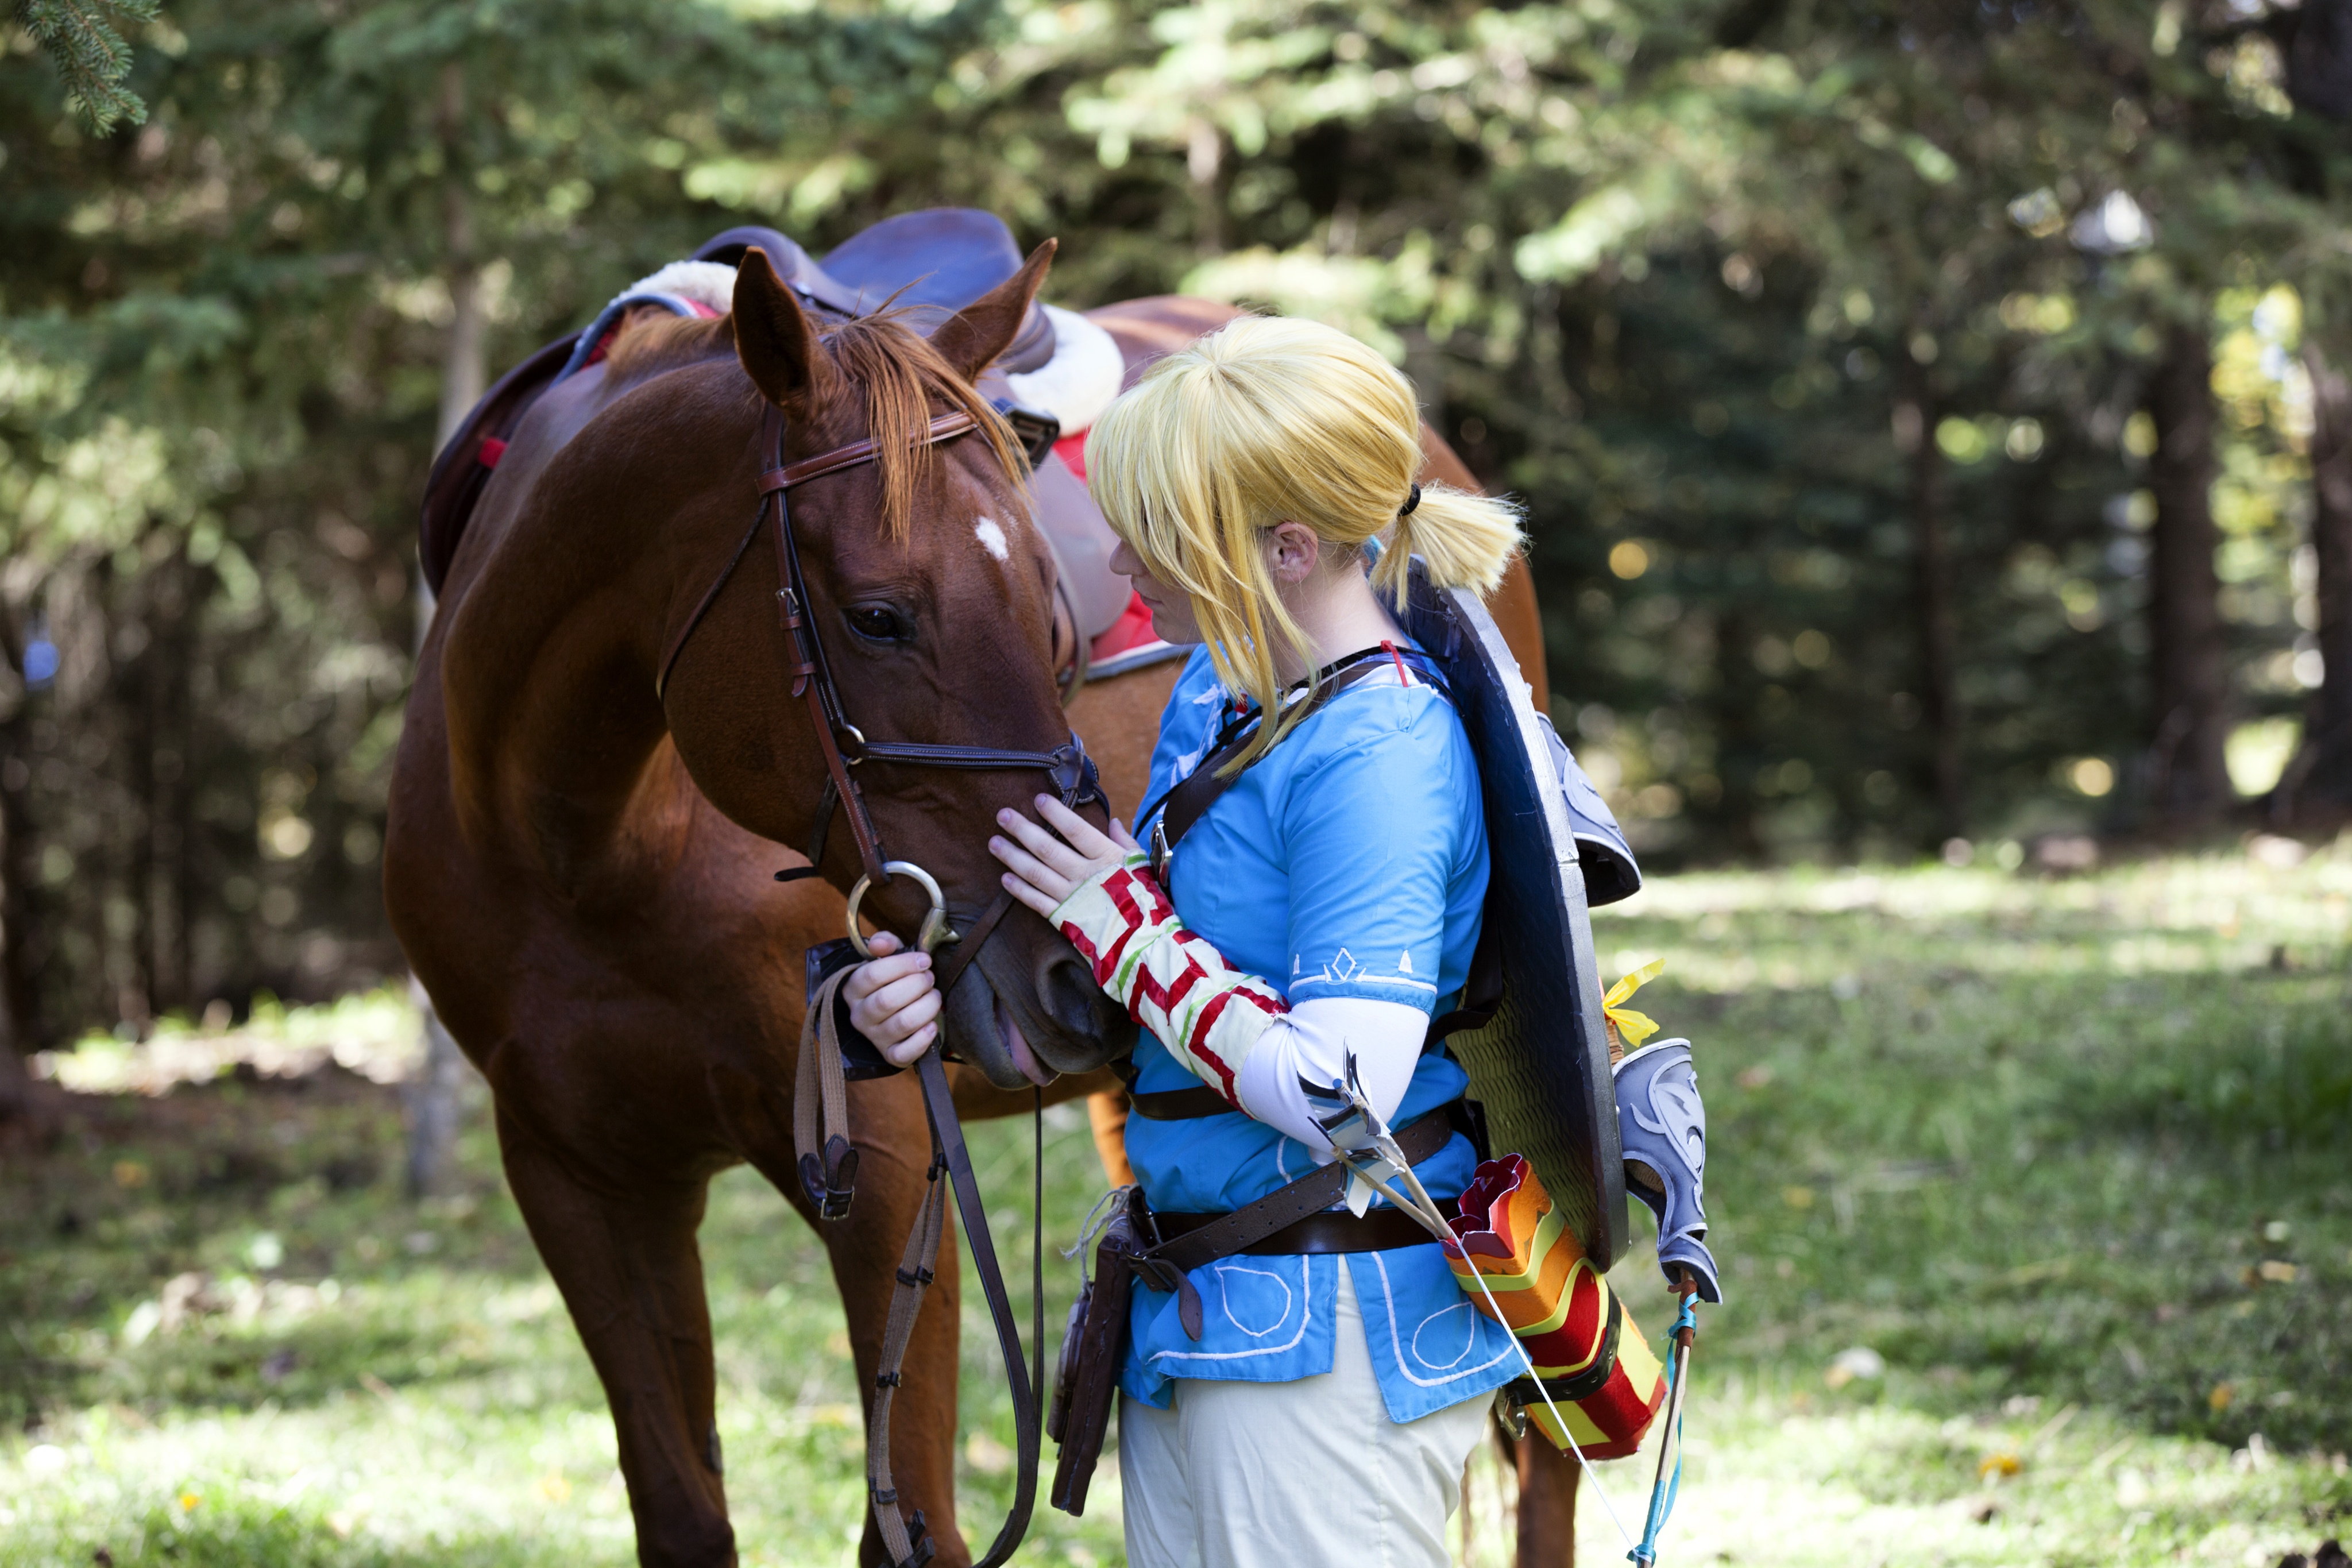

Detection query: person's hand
xmin=843 ymin=930 xmax=941 ymax=1066
xmin=990 ymin=795 xmax=1142 ymax=920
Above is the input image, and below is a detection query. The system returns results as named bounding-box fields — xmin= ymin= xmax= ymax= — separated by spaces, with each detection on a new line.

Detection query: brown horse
xmin=385 ymin=244 xmax=1135 ymax=1567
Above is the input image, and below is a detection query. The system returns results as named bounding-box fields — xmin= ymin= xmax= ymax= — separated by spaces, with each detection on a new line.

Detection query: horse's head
xmin=656 ymin=242 xmax=1133 ymax=1088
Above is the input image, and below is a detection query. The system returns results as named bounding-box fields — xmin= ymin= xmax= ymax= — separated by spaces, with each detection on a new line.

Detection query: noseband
xmin=657 ymin=401 xmax=1102 ymax=977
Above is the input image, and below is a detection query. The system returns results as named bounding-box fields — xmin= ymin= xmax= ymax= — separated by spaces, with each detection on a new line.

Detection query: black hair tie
xmin=1399 ymin=483 xmax=1422 ymax=517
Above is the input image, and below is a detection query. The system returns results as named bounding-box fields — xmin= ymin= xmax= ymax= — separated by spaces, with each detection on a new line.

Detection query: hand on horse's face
xmin=844 ymin=933 xmax=942 ymax=1066
xmin=991 ymin=795 xmax=1141 ymax=920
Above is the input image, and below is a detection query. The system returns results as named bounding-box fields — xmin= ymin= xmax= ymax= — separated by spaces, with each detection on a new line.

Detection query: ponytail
xmin=1370 ymin=482 xmax=1524 ymax=607
xmin=1085 ymin=315 xmax=1525 ymax=768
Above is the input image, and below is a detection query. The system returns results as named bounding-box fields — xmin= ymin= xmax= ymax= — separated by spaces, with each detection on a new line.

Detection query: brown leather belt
xmin=1153 ymin=1202 xmax=1458 ymax=1256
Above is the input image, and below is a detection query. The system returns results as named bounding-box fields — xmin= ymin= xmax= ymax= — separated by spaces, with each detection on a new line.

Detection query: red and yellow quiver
xmin=1443 ymin=1153 xmax=1665 ymax=1459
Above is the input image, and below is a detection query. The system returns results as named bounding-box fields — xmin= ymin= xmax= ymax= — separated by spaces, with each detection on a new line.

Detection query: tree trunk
xmin=0 ymin=596 xmax=47 ymax=1114
xmin=435 ymin=63 xmax=485 ymax=449
xmin=407 ymin=55 xmax=486 ymax=1198
xmin=163 ymin=549 xmax=198 ymax=1007
xmin=2144 ymin=319 xmax=2233 ymax=831
xmin=1188 ymin=117 xmax=1224 ymax=257
xmin=1896 ymin=370 xmax=1965 ymax=844
xmin=2288 ymin=343 xmax=2352 ymax=816
xmin=122 ymin=551 xmax=157 ymax=1029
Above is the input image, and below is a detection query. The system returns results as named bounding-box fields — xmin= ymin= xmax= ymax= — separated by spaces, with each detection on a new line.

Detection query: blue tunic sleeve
xmin=1279 ymin=708 xmax=1486 ymax=1015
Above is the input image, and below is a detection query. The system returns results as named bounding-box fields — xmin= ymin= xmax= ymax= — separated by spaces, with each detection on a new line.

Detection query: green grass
xmin=5 ymin=849 xmax=2350 ymax=1566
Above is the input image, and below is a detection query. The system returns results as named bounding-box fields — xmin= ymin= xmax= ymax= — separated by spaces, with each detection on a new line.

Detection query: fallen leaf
xmin=2257 ymin=1260 xmax=2298 ymax=1284
xmin=538 ymin=1472 xmax=571 ymax=1503
xmin=2208 ymin=1381 xmax=2234 ymax=1412
xmin=1978 ymin=1451 xmax=2021 ymax=1480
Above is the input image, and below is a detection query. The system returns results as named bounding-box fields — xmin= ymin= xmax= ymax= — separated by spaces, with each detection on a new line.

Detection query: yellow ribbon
xmin=1603 ymin=958 xmax=1666 ymax=1052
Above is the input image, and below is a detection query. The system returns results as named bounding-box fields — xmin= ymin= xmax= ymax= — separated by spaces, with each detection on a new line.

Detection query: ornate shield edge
xmin=1400 ymin=563 xmax=1627 ymax=1269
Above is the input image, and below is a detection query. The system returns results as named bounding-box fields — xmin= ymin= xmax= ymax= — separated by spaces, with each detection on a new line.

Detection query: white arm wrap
xmin=1051 ymin=851 xmax=1287 ymax=1107
xmin=1231 ymin=997 xmax=1429 ymax=1158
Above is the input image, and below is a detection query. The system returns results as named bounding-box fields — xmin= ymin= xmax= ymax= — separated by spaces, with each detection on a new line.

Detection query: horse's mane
xmin=604 ymin=307 xmax=1029 ymax=541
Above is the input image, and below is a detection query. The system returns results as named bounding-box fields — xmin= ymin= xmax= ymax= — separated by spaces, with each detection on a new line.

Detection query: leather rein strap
xmin=664 ymin=400 xmax=1098 ymax=1568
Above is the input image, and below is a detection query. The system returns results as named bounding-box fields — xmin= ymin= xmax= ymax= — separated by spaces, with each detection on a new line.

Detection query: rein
xmin=665 ymin=396 xmax=1099 ymax=1568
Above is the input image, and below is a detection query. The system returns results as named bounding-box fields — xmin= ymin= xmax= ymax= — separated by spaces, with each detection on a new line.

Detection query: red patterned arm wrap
xmin=1049 ymin=850 xmax=1289 ymax=1108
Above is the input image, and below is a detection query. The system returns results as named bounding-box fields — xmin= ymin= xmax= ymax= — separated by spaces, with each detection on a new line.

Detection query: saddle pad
xmin=419 ymin=333 xmax=573 ymax=595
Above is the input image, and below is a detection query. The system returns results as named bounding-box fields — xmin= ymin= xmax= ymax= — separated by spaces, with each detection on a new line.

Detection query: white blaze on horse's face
xmin=973 ymin=516 xmax=1010 ymax=563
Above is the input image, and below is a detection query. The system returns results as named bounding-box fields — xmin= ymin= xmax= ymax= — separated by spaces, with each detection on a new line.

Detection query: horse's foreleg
xmin=496 ymin=1108 xmax=734 ymax=1568
xmin=1515 ymin=1428 xmax=1580 ymax=1566
xmin=820 ymin=1072 xmax=969 ymax=1568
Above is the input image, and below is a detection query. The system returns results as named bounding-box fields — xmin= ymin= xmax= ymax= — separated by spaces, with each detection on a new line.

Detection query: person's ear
xmin=1265 ymin=521 xmax=1321 ymax=586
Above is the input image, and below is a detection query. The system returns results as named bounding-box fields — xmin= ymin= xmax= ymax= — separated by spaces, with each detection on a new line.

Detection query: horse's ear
xmin=930 ymin=239 xmax=1057 ymax=383
xmin=733 ymin=248 xmax=836 ymax=411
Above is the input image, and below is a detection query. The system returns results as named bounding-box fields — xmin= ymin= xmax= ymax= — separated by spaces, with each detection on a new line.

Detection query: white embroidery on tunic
xmin=1293 ymin=947 xmax=1439 ymax=995
xmin=1364 ymin=1252 xmax=1515 ymax=1388
xmin=1150 ymin=1256 xmax=1318 ymax=1364
xmin=1213 ymin=1263 xmax=1295 ymax=1338
xmin=1408 ymin=1301 xmax=1480 ymax=1372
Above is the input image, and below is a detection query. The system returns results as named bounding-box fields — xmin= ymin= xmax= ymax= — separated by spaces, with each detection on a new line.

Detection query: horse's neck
xmin=438 ymin=385 xmax=701 ymax=899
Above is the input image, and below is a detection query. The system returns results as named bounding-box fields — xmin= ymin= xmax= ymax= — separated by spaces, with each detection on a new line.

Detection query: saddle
xmin=422 ymin=208 xmax=1060 ymax=594
xmin=694 ymin=210 xmax=1057 ymax=372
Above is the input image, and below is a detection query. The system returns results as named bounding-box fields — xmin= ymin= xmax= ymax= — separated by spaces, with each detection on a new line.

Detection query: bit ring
xmin=845 ymin=860 xmax=959 ymax=957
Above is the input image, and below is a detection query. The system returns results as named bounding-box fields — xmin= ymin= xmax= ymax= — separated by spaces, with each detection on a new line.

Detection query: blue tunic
xmin=1121 ymin=643 xmax=1521 ymax=1423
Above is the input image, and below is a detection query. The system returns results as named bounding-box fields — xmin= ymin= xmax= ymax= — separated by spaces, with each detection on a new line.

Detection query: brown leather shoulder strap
xmin=1146 ymin=654 xmax=1400 ymax=861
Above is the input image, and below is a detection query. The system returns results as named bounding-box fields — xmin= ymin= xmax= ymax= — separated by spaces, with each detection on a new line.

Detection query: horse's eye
xmin=847 ymin=605 xmax=909 ymax=643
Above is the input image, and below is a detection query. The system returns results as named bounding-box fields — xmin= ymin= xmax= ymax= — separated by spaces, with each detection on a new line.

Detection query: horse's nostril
xmin=1039 ymin=951 xmax=1104 ymax=1034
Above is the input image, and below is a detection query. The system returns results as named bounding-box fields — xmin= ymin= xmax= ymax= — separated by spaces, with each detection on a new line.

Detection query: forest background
xmin=1 ymin=0 xmax=2348 ymax=1068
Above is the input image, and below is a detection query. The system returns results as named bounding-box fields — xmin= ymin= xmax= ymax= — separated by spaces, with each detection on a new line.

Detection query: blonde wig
xmin=1083 ymin=314 xmax=1524 ymax=769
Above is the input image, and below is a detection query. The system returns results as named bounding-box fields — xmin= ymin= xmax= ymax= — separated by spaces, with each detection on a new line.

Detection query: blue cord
xmin=1627 ymin=1293 xmax=1700 ymax=1567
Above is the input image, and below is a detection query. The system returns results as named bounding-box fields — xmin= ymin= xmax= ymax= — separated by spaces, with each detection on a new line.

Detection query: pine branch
xmin=16 ymin=0 xmax=160 ymax=134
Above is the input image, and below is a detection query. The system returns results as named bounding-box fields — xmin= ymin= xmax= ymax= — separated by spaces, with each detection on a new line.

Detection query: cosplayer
xmin=846 ymin=314 xmax=1525 ymax=1568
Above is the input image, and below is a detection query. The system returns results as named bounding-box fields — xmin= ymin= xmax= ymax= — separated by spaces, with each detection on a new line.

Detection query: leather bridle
xmin=658 ymin=404 xmax=1102 ymax=908
xmin=658 ymin=396 xmax=1103 ymax=1568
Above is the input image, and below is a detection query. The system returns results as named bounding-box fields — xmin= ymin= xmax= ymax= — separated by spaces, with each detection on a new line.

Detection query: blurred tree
xmin=15 ymin=0 xmax=156 ymax=131
xmin=2299 ymin=345 xmax=2352 ymax=812
xmin=2145 ymin=320 xmax=2233 ymax=827
xmin=3 ymin=0 xmax=2347 ymax=1063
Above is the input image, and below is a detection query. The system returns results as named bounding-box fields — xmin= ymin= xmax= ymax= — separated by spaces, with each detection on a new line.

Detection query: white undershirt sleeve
xmin=1229 ymin=995 xmax=1432 ymax=1160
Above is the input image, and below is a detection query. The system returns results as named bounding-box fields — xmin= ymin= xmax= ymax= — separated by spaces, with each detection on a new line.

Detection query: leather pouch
xmin=1049 ymin=1187 xmax=1149 ymax=1516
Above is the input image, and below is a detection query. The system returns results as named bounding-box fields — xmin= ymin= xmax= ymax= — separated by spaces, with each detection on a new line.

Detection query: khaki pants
xmin=1119 ymin=1268 xmax=1490 ymax=1568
